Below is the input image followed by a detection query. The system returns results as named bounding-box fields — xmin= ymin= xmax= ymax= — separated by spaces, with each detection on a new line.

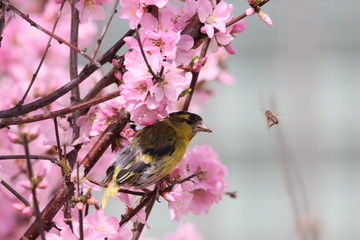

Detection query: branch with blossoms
xmin=0 ymin=0 xmax=272 ymax=239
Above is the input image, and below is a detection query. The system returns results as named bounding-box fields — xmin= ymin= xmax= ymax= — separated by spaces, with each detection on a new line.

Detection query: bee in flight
xmin=263 ymin=110 xmax=279 ymax=129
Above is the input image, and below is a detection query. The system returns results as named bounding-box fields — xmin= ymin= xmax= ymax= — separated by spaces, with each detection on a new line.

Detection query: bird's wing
xmin=136 ymin=121 xmax=177 ymax=158
xmin=103 ymin=122 xmax=178 ymax=187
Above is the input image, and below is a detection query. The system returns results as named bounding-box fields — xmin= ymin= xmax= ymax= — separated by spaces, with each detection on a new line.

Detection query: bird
xmin=101 ymin=111 xmax=212 ymax=208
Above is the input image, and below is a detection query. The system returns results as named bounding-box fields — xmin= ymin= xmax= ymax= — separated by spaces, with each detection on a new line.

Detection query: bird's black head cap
xmin=168 ymin=111 xmax=203 ymax=124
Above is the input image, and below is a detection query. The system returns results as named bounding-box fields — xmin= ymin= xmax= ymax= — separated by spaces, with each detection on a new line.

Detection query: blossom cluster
xmin=166 ymin=145 xmax=228 ymax=221
xmin=114 ymin=0 xmax=246 ymax=125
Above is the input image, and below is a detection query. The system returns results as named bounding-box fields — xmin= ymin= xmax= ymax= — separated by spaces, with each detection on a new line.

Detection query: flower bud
xmin=76 ymin=202 xmax=84 ymax=210
xmin=112 ymin=59 xmax=122 ymax=68
xmin=224 ymin=44 xmax=236 ymax=55
xmin=13 ymin=203 xmax=25 ymax=211
xmin=231 ymin=20 xmax=246 ymax=34
xmin=87 ymin=197 xmax=99 ymax=205
xmin=246 ymin=7 xmax=255 ymax=16
xmin=37 ymin=180 xmax=48 ymax=189
xmin=192 ymin=62 xmax=203 ymax=72
xmin=258 ymin=11 xmax=273 ymax=26
xmin=19 ymin=180 xmax=33 ymax=190
xmin=21 ymin=206 xmax=33 ymax=217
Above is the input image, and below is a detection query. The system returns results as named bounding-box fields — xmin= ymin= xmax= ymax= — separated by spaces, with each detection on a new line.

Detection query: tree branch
xmin=1 ymin=180 xmax=30 ymax=206
xmin=0 ymin=90 xmax=120 ymax=127
xmin=0 ymin=154 xmax=58 ymax=164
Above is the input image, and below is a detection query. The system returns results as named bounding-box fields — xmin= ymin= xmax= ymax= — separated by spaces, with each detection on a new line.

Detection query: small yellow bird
xmin=101 ymin=111 xmax=211 ymax=208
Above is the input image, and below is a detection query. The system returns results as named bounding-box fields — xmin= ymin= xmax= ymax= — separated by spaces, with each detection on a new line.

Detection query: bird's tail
xmin=101 ymin=165 xmax=122 ymax=208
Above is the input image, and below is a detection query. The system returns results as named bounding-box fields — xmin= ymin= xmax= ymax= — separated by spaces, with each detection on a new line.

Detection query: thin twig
xmin=0 ymin=90 xmax=120 ymax=127
xmin=22 ymin=134 xmax=46 ymax=240
xmin=0 ymin=29 xmax=134 ymax=119
xmin=92 ymin=0 xmax=120 ymax=59
xmin=77 ymin=162 xmax=84 ymax=240
xmin=16 ymin=0 xmax=66 ymax=108
xmin=1 ymin=180 xmax=30 ymax=206
xmin=69 ymin=0 xmax=81 ymax=140
xmin=135 ymin=28 xmax=162 ymax=82
xmin=53 ymin=118 xmax=63 ymax=164
xmin=67 ymin=0 xmax=81 ymax=172
xmin=0 ymin=154 xmax=58 ymax=164
xmin=5 ymin=2 xmax=99 ymax=66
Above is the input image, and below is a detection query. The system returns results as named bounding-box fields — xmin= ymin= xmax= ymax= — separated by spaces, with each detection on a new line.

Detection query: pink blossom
xmin=198 ymin=0 xmax=233 ymax=38
xmin=231 ymin=19 xmax=247 ymax=34
xmin=168 ymin=145 xmax=228 ymax=220
xmin=119 ymin=124 xmax=137 ymax=147
xmin=149 ymin=62 xmax=189 ymax=103
xmin=168 ymin=188 xmax=193 ymax=222
xmin=119 ymin=0 xmax=146 ymax=29
xmin=174 ymin=0 xmax=200 ymax=30
xmin=75 ymin=0 xmax=111 ymax=23
xmin=143 ymin=29 xmax=181 ymax=60
xmin=52 ymin=209 xmax=131 ymax=240
xmin=175 ymin=35 xmax=195 ymax=65
xmin=180 ymin=145 xmax=228 ymax=214
xmin=162 ymin=184 xmax=184 ymax=202
xmin=210 ymin=25 xmax=234 ymax=53
xmin=163 ymin=222 xmax=204 ymax=240
xmin=142 ymin=0 xmax=169 ymax=8
xmin=83 ymin=210 xmax=122 ymax=239
xmin=128 ymin=100 xmax=168 ymax=126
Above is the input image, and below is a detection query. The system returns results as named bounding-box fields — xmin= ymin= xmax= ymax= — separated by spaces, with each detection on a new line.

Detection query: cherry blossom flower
xmin=175 ymin=35 xmax=195 ymax=65
xmin=75 ymin=0 xmax=112 ymax=23
xmin=180 ymin=145 xmax=228 ymax=214
xmin=198 ymin=0 xmax=233 ymax=38
xmin=167 ymin=145 xmax=228 ymax=220
xmin=119 ymin=0 xmax=146 ymax=29
xmin=51 ymin=209 xmax=132 ymax=240
xmin=168 ymin=185 xmax=193 ymax=222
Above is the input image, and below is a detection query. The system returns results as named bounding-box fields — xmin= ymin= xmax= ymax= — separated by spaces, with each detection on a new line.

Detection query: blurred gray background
xmin=98 ymin=0 xmax=360 ymax=239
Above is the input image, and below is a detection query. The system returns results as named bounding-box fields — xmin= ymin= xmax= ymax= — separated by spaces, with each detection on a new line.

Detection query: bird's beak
xmin=194 ymin=121 xmax=212 ymax=133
